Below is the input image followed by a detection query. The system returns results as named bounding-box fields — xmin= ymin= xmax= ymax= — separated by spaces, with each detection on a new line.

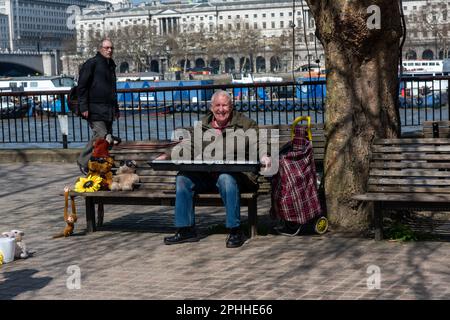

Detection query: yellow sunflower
xmin=74 ymin=175 xmax=103 ymax=193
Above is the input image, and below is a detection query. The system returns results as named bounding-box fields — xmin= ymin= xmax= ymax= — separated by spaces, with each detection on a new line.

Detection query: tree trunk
xmin=306 ymin=1 xmax=402 ymax=231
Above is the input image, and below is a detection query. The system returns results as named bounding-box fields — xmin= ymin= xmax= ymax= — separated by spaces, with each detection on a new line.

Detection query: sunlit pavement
xmin=0 ymin=163 xmax=449 ymax=300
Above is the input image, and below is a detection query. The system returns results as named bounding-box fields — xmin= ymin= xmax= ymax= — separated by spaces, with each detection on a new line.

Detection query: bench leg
xmin=97 ymin=203 xmax=104 ymax=227
xmin=248 ymin=198 xmax=258 ymax=238
xmin=373 ymin=202 xmax=383 ymax=241
xmin=85 ymin=197 xmax=97 ymax=233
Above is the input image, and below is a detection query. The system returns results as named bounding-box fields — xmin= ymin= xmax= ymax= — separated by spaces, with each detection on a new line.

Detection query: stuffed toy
xmin=75 ymin=137 xmax=114 ymax=192
xmin=53 ymin=186 xmax=78 ymax=238
xmin=111 ymin=160 xmax=140 ymax=191
xmin=2 ymin=229 xmax=29 ymax=259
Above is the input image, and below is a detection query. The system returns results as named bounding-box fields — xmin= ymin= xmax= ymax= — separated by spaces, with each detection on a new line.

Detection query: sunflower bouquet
xmin=74 ymin=175 xmax=103 ymax=193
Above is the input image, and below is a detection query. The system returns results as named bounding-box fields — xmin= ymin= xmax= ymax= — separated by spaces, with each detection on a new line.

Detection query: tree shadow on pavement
xmin=0 ymin=269 xmax=52 ymax=300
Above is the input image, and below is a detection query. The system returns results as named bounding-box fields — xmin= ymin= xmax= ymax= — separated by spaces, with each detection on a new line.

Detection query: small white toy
xmin=2 ymin=229 xmax=29 ymax=259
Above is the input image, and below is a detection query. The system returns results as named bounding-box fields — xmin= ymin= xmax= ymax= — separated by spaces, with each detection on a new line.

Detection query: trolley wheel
xmin=314 ymin=216 xmax=328 ymax=235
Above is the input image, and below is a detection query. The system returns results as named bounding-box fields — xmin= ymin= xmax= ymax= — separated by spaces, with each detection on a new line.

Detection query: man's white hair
xmin=211 ymin=90 xmax=232 ymax=107
xmin=98 ymin=38 xmax=113 ymax=50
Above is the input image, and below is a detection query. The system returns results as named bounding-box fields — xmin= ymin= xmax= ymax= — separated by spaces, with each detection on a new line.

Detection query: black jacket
xmin=77 ymin=52 xmax=118 ymax=122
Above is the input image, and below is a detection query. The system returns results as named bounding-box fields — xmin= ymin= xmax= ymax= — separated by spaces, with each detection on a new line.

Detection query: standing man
xmin=77 ymin=38 xmax=119 ymax=174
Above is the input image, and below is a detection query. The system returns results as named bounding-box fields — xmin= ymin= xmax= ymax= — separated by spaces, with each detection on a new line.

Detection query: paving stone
xmin=0 ymin=163 xmax=449 ymax=300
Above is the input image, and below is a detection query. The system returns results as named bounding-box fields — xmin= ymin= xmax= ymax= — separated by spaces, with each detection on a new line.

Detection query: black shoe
xmin=77 ymin=161 xmax=88 ymax=175
xmin=226 ymin=228 xmax=245 ymax=248
xmin=164 ymin=227 xmax=199 ymax=245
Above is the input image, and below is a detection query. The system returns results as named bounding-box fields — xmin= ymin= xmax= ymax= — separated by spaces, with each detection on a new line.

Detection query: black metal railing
xmin=0 ymin=76 xmax=448 ymax=148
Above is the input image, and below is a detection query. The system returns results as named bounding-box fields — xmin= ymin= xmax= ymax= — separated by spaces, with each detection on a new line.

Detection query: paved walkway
xmin=0 ymin=163 xmax=449 ymax=300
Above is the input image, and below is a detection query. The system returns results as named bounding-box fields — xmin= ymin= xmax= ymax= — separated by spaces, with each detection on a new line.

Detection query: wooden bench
xmin=423 ymin=120 xmax=450 ymax=138
xmin=71 ymin=123 xmax=325 ymax=237
xmin=352 ymin=137 xmax=450 ymax=240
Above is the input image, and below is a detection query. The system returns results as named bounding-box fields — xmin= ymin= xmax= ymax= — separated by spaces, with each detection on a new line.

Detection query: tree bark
xmin=306 ymin=0 xmax=402 ymax=231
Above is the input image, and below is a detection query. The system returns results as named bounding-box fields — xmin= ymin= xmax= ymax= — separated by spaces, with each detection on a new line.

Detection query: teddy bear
xmin=2 ymin=229 xmax=29 ymax=259
xmin=111 ymin=160 xmax=140 ymax=191
xmin=87 ymin=137 xmax=114 ymax=190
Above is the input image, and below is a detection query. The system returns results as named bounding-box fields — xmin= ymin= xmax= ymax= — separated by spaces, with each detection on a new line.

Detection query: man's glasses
xmin=102 ymin=46 xmax=114 ymax=50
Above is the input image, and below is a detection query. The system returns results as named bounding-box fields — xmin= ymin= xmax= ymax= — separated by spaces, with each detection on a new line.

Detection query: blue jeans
xmin=174 ymin=173 xmax=241 ymax=229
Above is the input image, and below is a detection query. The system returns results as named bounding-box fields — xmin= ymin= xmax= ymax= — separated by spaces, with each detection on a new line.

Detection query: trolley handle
xmin=291 ymin=116 xmax=312 ymax=141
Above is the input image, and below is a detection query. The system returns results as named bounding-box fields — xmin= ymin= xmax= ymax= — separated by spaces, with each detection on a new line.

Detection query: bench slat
xmin=370 ymin=169 xmax=450 ymax=177
xmin=353 ymin=192 xmax=450 ymax=201
xmin=372 ymin=145 xmax=450 ymax=152
xmin=367 ymin=185 xmax=450 ymax=193
xmin=138 ymin=183 xmax=176 ymax=190
xmin=370 ymin=161 xmax=450 ymax=169
xmin=374 ymin=138 xmax=450 ymax=144
xmin=72 ymin=190 xmax=256 ymax=200
xmin=135 ymin=169 xmax=178 ymax=176
xmin=138 ymin=176 xmax=176 ymax=183
xmin=111 ymin=148 xmax=172 ymax=155
xmin=368 ymin=177 xmax=450 ymax=186
xmin=372 ymin=154 xmax=450 ymax=160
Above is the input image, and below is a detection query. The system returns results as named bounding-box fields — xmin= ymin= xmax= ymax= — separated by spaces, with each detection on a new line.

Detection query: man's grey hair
xmin=98 ymin=38 xmax=113 ymax=49
xmin=211 ymin=90 xmax=232 ymax=107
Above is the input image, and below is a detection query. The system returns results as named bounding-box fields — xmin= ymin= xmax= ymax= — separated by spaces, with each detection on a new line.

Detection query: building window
xmin=271 ymin=21 xmax=275 ymax=28
xmin=262 ymin=22 xmax=266 ymax=28
xmin=254 ymin=22 xmax=258 ymax=29
xmin=280 ymin=21 xmax=284 ymax=28
xmin=271 ymin=13 xmax=275 ymax=17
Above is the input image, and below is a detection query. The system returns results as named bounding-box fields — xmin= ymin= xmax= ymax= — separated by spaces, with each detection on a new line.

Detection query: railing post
xmin=59 ymin=93 xmax=68 ymax=149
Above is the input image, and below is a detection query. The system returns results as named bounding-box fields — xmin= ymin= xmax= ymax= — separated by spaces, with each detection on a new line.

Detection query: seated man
xmin=157 ymin=90 xmax=271 ymax=248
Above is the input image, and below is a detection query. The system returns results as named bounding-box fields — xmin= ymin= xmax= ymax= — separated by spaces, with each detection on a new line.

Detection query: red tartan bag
xmin=270 ymin=126 xmax=321 ymax=225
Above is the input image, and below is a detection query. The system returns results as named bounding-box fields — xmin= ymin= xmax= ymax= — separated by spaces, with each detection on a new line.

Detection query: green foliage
xmin=385 ymin=222 xmax=418 ymax=241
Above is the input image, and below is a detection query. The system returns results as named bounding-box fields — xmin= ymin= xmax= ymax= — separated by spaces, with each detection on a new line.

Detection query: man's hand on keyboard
xmin=260 ymin=155 xmax=272 ymax=171
xmin=155 ymin=153 xmax=169 ymax=161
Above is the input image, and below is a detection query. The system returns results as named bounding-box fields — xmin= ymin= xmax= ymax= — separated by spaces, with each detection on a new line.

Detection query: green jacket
xmin=185 ymin=110 xmax=260 ymax=189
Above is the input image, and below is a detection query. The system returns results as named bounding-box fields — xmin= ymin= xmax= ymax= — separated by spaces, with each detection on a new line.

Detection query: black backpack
xmin=67 ymin=86 xmax=81 ymax=116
